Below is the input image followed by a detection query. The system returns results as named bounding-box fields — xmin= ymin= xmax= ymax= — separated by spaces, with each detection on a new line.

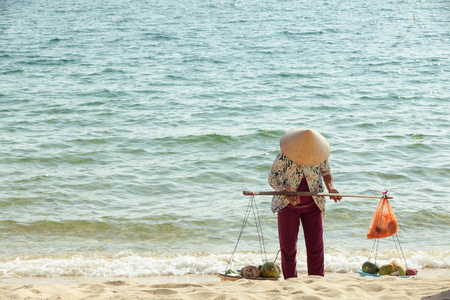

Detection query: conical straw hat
xmin=280 ymin=128 xmax=331 ymax=165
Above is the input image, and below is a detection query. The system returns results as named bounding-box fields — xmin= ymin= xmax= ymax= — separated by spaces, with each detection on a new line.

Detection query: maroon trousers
xmin=277 ymin=177 xmax=324 ymax=278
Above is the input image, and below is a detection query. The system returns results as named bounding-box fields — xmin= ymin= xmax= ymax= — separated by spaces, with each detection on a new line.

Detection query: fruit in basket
xmin=260 ymin=262 xmax=281 ymax=278
xmin=378 ymin=264 xmax=394 ymax=275
xmin=391 ymin=259 xmax=405 ymax=269
xmin=406 ymin=268 xmax=418 ymax=276
xmin=225 ymin=269 xmax=239 ymax=275
xmin=390 ymin=266 xmax=406 ymax=276
xmin=240 ymin=266 xmax=260 ymax=278
xmin=361 ymin=261 xmax=379 ymax=274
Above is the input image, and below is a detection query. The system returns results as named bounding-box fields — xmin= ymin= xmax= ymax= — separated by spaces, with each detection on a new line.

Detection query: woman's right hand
xmin=287 ymin=195 xmax=301 ymax=206
xmin=281 ymin=189 xmax=300 ymax=206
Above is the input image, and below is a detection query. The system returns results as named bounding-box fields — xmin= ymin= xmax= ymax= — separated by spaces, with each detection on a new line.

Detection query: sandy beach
xmin=1 ymin=271 xmax=449 ymax=300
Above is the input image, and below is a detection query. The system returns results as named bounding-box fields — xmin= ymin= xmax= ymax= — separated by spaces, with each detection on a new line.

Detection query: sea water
xmin=0 ymin=0 xmax=449 ymax=278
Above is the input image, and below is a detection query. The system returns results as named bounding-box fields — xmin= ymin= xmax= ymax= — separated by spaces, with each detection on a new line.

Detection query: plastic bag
xmin=367 ymin=194 xmax=398 ymax=239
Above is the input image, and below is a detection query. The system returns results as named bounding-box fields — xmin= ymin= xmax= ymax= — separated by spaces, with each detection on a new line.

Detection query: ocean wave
xmin=0 ymin=249 xmax=447 ymax=278
xmin=155 ymin=129 xmax=282 ymax=146
xmin=155 ymin=133 xmax=237 ymax=146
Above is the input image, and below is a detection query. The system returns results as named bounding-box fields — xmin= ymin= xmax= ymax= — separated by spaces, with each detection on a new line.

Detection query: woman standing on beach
xmin=268 ymin=128 xmax=341 ymax=279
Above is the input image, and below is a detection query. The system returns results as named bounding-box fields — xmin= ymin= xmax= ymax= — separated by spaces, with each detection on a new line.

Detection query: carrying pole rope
xmin=226 ymin=194 xmax=253 ymax=271
xmin=382 ymin=190 xmax=408 ymax=269
xmin=392 ymin=234 xmax=409 ymax=269
xmin=226 ymin=193 xmax=268 ymax=271
xmin=250 ymin=193 xmax=268 ymax=263
xmin=369 ymin=237 xmax=380 ymax=264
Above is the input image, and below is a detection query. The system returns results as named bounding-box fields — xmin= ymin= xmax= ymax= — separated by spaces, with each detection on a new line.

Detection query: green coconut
xmin=379 ymin=264 xmax=394 ymax=275
xmin=259 ymin=262 xmax=281 ymax=278
xmin=361 ymin=261 xmax=379 ymax=274
xmin=390 ymin=266 xmax=406 ymax=276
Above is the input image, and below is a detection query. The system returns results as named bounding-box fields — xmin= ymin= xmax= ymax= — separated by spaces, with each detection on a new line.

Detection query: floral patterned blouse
xmin=268 ymin=152 xmax=332 ymax=214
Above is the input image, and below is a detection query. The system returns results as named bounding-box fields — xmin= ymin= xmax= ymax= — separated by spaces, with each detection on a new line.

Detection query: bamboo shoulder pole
xmin=242 ymin=191 xmax=393 ymax=199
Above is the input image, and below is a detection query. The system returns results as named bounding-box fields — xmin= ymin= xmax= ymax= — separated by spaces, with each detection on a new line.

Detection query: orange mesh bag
xmin=367 ymin=192 xmax=398 ymax=239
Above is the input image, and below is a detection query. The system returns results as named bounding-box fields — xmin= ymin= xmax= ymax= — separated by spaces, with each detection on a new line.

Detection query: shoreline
xmin=0 ymin=269 xmax=449 ymax=300
xmin=1 ymin=268 xmax=449 ymax=285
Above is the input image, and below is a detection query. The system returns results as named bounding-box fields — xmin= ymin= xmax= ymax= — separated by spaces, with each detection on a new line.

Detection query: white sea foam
xmin=0 ymin=249 xmax=448 ymax=278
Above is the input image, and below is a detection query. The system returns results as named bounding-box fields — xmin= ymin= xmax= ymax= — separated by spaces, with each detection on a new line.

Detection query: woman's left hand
xmin=328 ymin=188 xmax=342 ymax=202
xmin=323 ymin=175 xmax=341 ymax=203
